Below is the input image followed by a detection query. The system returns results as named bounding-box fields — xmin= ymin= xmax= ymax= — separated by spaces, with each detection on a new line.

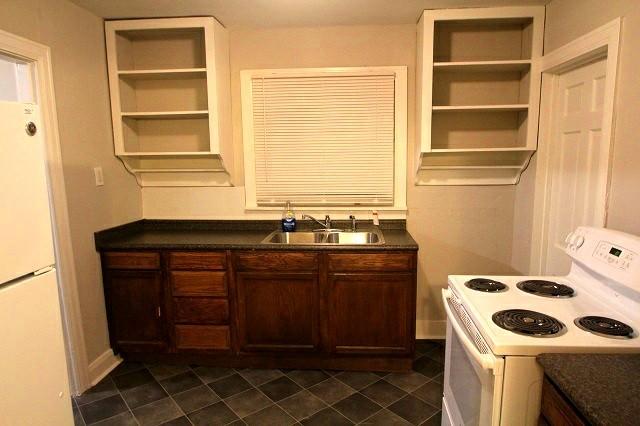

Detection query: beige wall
xmin=143 ymin=24 xmax=518 ymax=335
xmin=0 ymin=0 xmax=142 ymax=363
xmin=544 ymin=0 xmax=640 ymax=236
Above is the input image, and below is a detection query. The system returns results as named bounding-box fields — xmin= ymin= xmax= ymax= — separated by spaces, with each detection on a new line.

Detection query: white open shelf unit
xmin=105 ymin=17 xmax=233 ymax=186
xmin=416 ymin=7 xmax=545 ymax=185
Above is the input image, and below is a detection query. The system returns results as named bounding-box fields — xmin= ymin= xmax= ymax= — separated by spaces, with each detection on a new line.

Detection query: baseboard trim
xmin=88 ymin=349 xmax=122 ymax=388
xmin=416 ymin=320 xmax=446 ymax=339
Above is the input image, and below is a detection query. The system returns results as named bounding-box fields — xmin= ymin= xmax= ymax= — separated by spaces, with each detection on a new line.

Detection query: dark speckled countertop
xmin=94 ymin=219 xmax=418 ymax=251
xmin=538 ymin=353 xmax=640 ymax=426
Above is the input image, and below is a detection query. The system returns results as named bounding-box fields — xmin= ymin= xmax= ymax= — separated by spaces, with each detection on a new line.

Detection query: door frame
xmin=0 ymin=29 xmax=90 ymax=393
xmin=529 ymin=18 xmax=621 ymax=274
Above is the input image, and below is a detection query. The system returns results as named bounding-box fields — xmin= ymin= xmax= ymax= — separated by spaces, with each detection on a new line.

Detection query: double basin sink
xmin=262 ymin=229 xmax=385 ymax=245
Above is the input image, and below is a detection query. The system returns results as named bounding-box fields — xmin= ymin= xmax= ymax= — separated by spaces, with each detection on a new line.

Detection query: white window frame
xmin=240 ymin=66 xmax=407 ymax=211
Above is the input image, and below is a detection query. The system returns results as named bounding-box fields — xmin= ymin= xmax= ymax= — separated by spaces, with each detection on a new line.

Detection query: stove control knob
xmin=565 ymin=232 xmax=574 ymax=244
xmin=575 ymin=235 xmax=585 ymax=248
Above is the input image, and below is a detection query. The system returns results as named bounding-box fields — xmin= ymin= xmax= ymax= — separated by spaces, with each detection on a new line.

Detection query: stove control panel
xmin=593 ymin=241 xmax=636 ymax=271
xmin=566 ymin=227 xmax=640 ymax=290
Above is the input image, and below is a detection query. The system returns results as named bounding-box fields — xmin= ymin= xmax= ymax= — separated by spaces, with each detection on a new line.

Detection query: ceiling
xmin=69 ymin=0 xmax=549 ymax=28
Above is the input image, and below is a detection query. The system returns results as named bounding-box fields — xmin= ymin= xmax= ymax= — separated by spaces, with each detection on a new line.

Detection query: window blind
xmin=250 ymin=73 xmax=396 ymax=206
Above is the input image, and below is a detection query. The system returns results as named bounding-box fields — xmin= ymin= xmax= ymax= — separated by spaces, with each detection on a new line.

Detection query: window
xmin=241 ymin=67 xmax=407 ymax=209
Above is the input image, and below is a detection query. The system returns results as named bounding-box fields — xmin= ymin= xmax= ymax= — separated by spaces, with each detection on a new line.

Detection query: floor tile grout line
xmin=74 ymin=376 xmax=119 ymax=407
xmin=276 ymin=386 xmax=328 ymax=422
xmin=83 ymin=383 xmax=139 ymax=426
xmin=220 ymin=386 xmax=274 ymax=420
xmin=420 ymin=409 xmax=442 ymax=425
xmin=153 ymin=368 xmax=194 ymax=425
xmin=245 ymin=377 xmax=305 ymax=425
xmin=114 ymin=377 xmax=141 ymax=426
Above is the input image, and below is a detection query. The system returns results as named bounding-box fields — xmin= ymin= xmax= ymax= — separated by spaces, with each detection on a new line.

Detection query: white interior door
xmin=0 ymin=53 xmax=55 ymax=284
xmin=542 ymin=58 xmax=608 ymax=275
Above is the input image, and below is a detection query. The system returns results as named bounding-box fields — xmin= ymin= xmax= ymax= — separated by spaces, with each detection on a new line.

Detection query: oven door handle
xmin=442 ymin=289 xmax=499 ymax=372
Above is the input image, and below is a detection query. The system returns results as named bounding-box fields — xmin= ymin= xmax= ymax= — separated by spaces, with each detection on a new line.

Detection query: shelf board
xmin=433 ymin=60 xmax=531 ymax=73
xmin=128 ymin=168 xmax=225 ymax=173
xmin=419 ymin=165 xmax=523 ymax=170
xmin=121 ymin=111 xmax=208 ymax=119
xmin=432 ymin=104 xmax=529 ymax=112
xmin=118 ymin=152 xmax=216 ymax=157
xmin=429 ymin=147 xmax=535 ymax=153
xmin=118 ymin=68 xmax=207 ymax=80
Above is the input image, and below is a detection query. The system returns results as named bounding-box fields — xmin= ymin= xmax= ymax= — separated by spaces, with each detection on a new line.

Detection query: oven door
xmin=442 ymin=289 xmax=505 ymax=426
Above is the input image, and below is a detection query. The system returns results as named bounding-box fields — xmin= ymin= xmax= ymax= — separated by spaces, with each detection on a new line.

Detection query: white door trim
xmin=529 ymin=19 xmax=621 ymax=274
xmin=0 ymin=29 xmax=90 ymax=393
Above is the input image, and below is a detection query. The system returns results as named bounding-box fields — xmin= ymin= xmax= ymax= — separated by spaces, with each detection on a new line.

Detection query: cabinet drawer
xmin=170 ymin=271 xmax=227 ymax=296
xmin=173 ymin=298 xmax=229 ymax=324
xmin=174 ymin=325 xmax=230 ymax=350
xmin=327 ymin=253 xmax=415 ymax=272
xmin=234 ymin=252 xmax=318 ymax=271
xmin=103 ymin=252 xmax=160 ymax=270
xmin=168 ymin=252 xmax=226 ymax=270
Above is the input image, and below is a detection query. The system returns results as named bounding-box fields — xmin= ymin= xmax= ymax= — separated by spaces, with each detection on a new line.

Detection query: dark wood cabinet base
xmin=120 ymin=351 xmax=414 ymax=373
xmin=102 ymin=249 xmax=418 ymax=373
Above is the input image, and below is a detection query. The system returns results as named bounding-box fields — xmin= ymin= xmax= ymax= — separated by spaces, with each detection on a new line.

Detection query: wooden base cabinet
xmin=100 ymin=249 xmax=417 ymax=371
xmin=236 ymin=272 xmax=320 ymax=352
xmin=329 ymin=273 xmax=414 ymax=354
xmin=101 ymin=253 xmax=167 ymax=353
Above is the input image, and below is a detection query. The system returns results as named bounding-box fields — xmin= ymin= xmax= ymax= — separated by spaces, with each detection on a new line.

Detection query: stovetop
xmin=448 ymin=274 xmax=640 ymax=356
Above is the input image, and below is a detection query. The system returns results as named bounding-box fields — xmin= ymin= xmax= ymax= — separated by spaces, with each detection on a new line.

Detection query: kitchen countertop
xmin=94 ymin=219 xmax=418 ymax=251
xmin=537 ymin=353 xmax=640 ymax=426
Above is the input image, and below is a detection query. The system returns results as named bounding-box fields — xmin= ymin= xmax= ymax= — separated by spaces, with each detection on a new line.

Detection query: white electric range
xmin=441 ymin=226 xmax=640 ymax=426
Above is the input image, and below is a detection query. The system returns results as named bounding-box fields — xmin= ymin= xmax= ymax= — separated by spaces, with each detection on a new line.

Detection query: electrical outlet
xmin=93 ymin=167 xmax=104 ymax=186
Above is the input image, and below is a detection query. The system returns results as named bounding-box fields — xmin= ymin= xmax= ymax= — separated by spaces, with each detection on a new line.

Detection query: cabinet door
xmin=329 ymin=273 xmax=414 ymax=354
xmin=104 ymin=270 xmax=167 ymax=353
xmin=236 ymin=272 xmax=319 ymax=352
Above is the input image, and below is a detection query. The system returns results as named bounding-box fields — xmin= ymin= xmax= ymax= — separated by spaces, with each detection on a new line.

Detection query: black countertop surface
xmin=94 ymin=219 xmax=418 ymax=251
xmin=537 ymin=353 xmax=640 ymax=426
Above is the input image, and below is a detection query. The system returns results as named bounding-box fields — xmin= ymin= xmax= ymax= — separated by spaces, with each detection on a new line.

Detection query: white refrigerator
xmin=0 ymin=94 xmax=73 ymax=423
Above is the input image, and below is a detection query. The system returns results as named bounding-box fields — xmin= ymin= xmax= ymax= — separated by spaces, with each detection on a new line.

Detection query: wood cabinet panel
xmin=168 ymin=252 xmax=226 ymax=270
xmin=173 ymin=298 xmax=229 ymax=324
xmin=236 ymin=272 xmax=319 ymax=351
xmin=328 ymin=273 xmax=414 ymax=354
xmin=170 ymin=271 xmax=227 ymax=296
xmin=327 ymin=252 xmax=414 ymax=272
xmin=540 ymin=376 xmax=587 ymax=426
xmin=234 ymin=252 xmax=318 ymax=271
xmin=175 ymin=325 xmax=230 ymax=350
xmin=103 ymin=252 xmax=160 ymax=270
xmin=103 ymin=270 xmax=166 ymax=352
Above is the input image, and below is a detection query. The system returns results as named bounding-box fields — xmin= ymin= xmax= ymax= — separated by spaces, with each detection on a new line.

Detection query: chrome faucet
xmin=349 ymin=215 xmax=357 ymax=232
xmin=302 ymin=214 xmax=332 ymax=230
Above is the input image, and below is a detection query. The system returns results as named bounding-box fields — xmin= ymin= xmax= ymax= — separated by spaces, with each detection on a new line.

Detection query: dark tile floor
xmin=73 ymin=340 xmax=444 ymax=426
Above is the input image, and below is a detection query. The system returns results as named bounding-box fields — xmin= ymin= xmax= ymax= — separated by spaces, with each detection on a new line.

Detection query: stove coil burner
xmin=492 ymin=309 xmax=566 ymax=337
xmin=575 ymin=316 xmax=635 ymax=339
xmin=516 ymin=280 xmax=575 ymax=298
xmin=465 ymin=278 xmax=508 ymax=293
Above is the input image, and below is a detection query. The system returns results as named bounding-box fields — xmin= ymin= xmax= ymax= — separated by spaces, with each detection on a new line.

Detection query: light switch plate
xmin=93 ymin=166 xmax=104 ymax=186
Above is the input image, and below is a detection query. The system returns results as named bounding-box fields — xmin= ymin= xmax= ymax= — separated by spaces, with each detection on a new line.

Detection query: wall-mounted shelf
xmin=416 ymin=7 xmax=544 ymax=185
xmin=433 ymin=60 xmax=531 ymax=72
xmin=105 ymin=17 xmax=233 ymax=187
xmin=118 ymin=68 xmax=207 ymax=80
xmin=432 ymin=105 xmax=529 ymax=112
xmin=121 ymin=111 xmax=209 ymax=119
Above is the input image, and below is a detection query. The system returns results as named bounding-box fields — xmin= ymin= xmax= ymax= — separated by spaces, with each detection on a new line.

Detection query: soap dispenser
xmin=281 ymin=201 xmax=297 ymax=232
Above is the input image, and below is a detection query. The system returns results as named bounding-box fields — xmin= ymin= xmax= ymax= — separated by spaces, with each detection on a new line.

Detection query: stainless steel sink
xmin=261 ymin=230 xmax=385 ymax=245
